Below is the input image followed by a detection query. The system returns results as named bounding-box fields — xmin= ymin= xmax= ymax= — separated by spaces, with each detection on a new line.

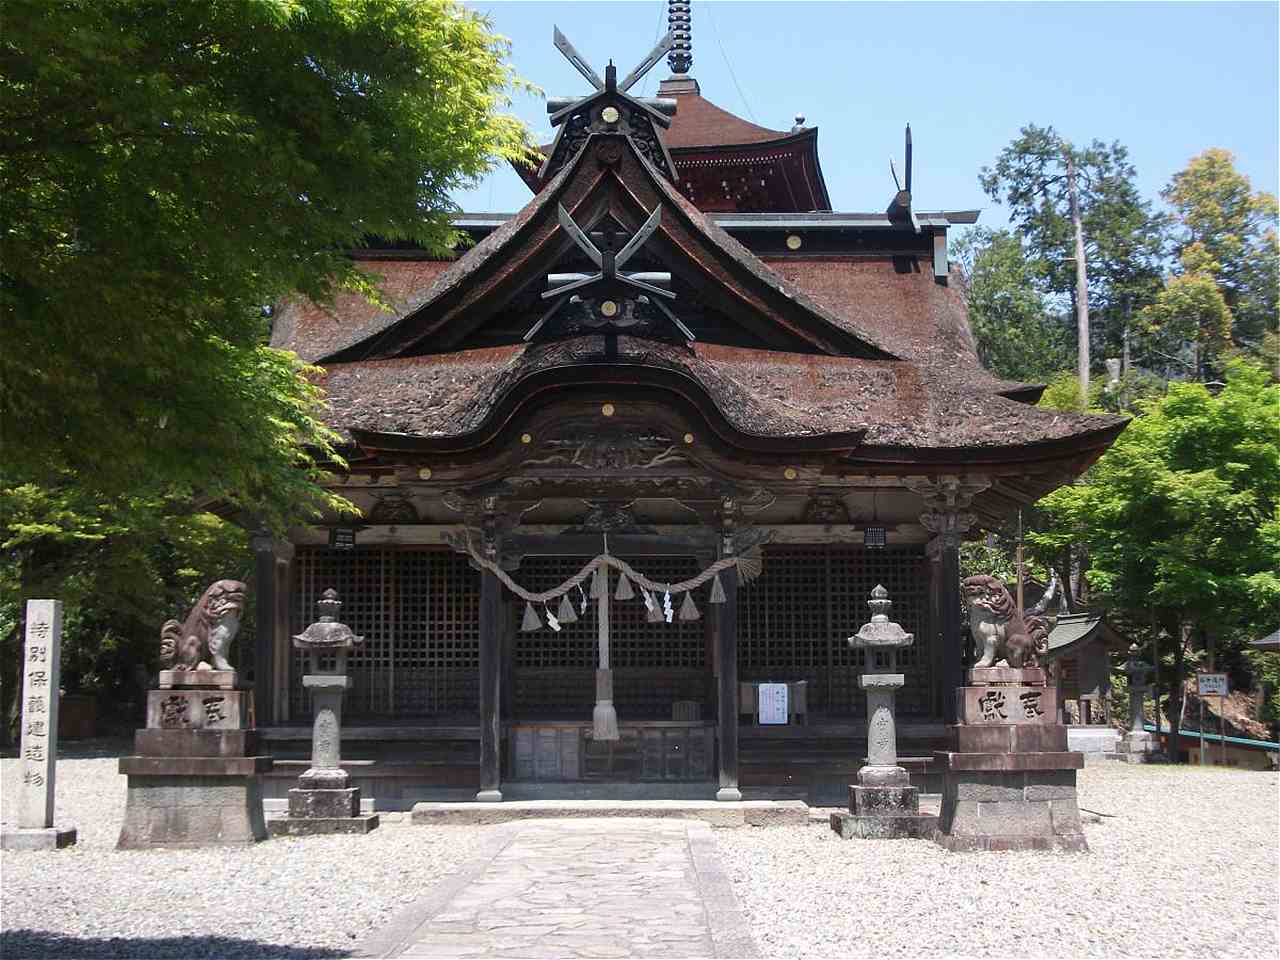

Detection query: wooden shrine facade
xmin=283 ymin=542 xmax=935 ymax=724
xmin=257 ymin=19 xmax=1127 ymax=801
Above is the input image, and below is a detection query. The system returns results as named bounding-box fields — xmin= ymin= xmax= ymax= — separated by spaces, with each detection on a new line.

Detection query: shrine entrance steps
xmin=354 ymin=818 xmax=758 ymax=959
xmin=408 ymin=798 xmax=808 ymax=828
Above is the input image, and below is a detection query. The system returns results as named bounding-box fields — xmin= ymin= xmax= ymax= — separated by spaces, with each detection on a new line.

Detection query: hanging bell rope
xmin=593 ymin=563 xmax=619 ymax=741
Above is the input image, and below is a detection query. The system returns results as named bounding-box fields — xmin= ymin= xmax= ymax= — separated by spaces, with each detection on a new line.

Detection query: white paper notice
xmin=758 ymin=683 xmax=789 ymax=725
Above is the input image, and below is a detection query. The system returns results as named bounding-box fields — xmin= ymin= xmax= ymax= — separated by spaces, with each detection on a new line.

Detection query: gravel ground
xmin=3 ymin=749 xmax=1277 ymax=959
xmin=716 ymin=763 xmax=1280 ymax=959
xmin=1 ymin=744 xmax=494 ymax=959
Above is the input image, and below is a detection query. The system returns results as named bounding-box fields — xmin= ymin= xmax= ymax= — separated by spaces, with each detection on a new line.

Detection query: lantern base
xmin=269 ymin=814 xmax=380 ymax=836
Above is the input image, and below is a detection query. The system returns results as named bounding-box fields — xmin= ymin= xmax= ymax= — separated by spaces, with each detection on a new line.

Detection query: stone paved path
xmin=357 ymin=818 xmax=757 ymax=959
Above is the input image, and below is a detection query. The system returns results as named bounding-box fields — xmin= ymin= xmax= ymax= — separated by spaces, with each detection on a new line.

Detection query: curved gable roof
xmin=316 ymin=133 xmax=900 ymax=365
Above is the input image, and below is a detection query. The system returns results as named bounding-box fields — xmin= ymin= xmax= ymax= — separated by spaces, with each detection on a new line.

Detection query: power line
xmin=638 ymin=1 xmax=667 ymax=97
xmin=705 ymin=1 xmax=758 ymax=122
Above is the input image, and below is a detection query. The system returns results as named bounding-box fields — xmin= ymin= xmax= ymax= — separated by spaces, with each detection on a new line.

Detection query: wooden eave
xmin=669 ymin=126 xmax=831 ymax=212
xmin=347 ymin=360 xmax=867 ymax=459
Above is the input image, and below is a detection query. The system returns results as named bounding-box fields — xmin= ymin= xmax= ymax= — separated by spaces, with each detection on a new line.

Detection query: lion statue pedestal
xmin=117 ymin=581 xmax=273 ymax=849
xmin=932 ymin=576 xmax=1088 ymax=853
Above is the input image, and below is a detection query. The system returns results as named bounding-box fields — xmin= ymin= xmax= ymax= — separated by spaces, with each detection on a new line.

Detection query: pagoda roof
xmin=654 ymin=80 xmax=793 ymax=149
xmin=517 ymin=76 xmax=831 ymax=212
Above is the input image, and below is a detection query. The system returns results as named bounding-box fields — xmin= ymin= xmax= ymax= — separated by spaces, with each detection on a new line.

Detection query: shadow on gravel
xmin=0 ymin=931 xmax=350 ymax=959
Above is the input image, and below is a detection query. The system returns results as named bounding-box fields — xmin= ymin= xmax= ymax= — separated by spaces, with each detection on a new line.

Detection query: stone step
xmin=409 ymin=799 xmax=809 ymax=828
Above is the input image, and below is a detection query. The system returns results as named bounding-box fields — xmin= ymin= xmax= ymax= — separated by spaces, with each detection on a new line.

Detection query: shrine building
xmin=255 ymin=3 xmax=1126 ymax=806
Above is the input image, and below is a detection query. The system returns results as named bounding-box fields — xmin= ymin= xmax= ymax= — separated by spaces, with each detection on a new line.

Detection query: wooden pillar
xmin=251 ymin=531 xmax=275 ymax=726
xmin=926 ymin=550 xmax=944 ymax=719
xmin=908 ymin=475 xmax=989 ymax=726
xmin=939 ymin=537 xmax=963 ymax=724
xmin=716 ymin=569 xmax=741 ymax=801
xmin=477 ymin=568 xmax=503 ymax=801
xmin=272 ymin=542 xmax=295 ymax=724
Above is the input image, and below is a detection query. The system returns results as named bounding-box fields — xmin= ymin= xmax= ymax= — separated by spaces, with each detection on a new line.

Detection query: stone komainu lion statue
xmin=962 ymin=574 xmax=1054 ymax=668
xmin=159 ymin=580 xmax=248 ymax=671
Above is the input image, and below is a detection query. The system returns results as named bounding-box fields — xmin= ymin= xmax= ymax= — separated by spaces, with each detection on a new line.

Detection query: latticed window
xmin=289 ymin=543 xmax=932 ymax=722
xmin=741 ymin=545 xmax=931 ymax=716
xmin=290 ymin=548 xmax=480 ymax=720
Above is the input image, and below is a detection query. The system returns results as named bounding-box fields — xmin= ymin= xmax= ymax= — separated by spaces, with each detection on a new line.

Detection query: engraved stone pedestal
xmin=269 ymin=590 xmax=378 ymax=837
xmin=832 ymin=587 xmax=938 ymax=840
xmin=118 ymin=670 xmax=272 ymax=849
xmin=934 ymin=666 xmax=1087 ymax=852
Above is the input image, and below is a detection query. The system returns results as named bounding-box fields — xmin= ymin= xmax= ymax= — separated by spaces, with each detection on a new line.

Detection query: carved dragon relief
xmin=368 ymin=494 xmax=419 ymax=524
xmin=520 ymin=430 xmax=693 ymax=472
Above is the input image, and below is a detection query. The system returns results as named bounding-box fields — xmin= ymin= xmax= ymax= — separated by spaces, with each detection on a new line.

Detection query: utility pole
xmin=1066 ymin=148 xmax=1090 ymax=405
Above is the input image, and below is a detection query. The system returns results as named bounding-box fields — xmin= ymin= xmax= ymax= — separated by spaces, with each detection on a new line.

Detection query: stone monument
xmin=831 ymin=586 xmax=937 ymax=839
xmin=117 ymin=581 xmax=273 ymax=848
xmin=1115 ymin=643 xmax=1161 ymax=763
xmin=1 ymin=600 xmax=78 ymax=850
xmin=932 ymin=576 xmax=1088 ymax=852
xmin=269 ymin=589 xmax=378 ymax=835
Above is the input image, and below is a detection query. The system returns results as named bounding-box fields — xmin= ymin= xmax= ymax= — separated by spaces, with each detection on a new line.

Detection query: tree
xmin=953 ymin=228 xmax=1073 ymax=382
xmin=1162 ymin=149 xmax=1279 ymax=360
xmin=0 ymin=482 xmax=253 ymax=742
xmin=0 ymin=0 xmax=531 ymax=525
xmin=1138 ymin=260 xmax=1233 ymax=380
xmin=1031 ymin=360 xmax=1280 ymax=725
xmin=980 ymin=125 xmax=1166 ymax=396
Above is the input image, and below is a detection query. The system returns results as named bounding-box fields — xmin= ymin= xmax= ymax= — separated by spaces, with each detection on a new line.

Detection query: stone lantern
xmin=1118 ymin=642 xmax=1160 ymax=763
xmin=269 ymin=589 xmax=379 ymax=835
xmin=831 ymin=585 xmax=935 ymax=839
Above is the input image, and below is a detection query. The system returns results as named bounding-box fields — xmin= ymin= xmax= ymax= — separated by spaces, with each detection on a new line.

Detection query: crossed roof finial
xmin=552 ymin=27 xmax=674 ymax=95
xmin=537 ymin=28 xmax=681 ymax=184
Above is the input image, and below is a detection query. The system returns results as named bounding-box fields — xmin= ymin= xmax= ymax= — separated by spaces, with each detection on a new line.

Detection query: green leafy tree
xmin=1161 ymin=149 xmax=1279 ymax=360
xmin=1031 ymin=360 xmax=1280 ymax=724
xmin=0 ymin=0 xmax=533 ymax=737
xmin=980 ymin=124 xmax=1166 ymax=383
xmin=1138 ymin=258 xmax=1233 ymax=379
xmin=953 ymin=228 xmax=1073 ymax=382
xmin=1 ymin=482 xmax=253 ymax=742
xmin=0 ymin=0 xmax=531 ymax=523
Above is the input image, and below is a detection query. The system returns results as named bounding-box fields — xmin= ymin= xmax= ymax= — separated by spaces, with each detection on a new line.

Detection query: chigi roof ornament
xmin=539 ymin=27 xmax=680 ymax=182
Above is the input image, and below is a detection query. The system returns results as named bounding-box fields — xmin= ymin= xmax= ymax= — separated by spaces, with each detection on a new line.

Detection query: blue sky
xmin=452 ymin=1 xmax=1279 ymax=230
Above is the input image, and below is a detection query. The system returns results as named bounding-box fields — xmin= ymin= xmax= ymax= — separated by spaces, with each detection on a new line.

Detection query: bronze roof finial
xmin=668 ymin=1 xmax=692 ymax=76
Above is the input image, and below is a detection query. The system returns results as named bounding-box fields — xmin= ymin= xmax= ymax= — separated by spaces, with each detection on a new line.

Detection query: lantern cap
xmin=293 ymin=588 xmax=364 ymax=651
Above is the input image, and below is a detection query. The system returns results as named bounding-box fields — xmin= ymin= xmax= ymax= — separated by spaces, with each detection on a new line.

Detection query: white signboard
xmin=758 ymin=683 xmax=789 ymax=725
xmin=1196 ymin=673 xmax=1229 ymax=697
